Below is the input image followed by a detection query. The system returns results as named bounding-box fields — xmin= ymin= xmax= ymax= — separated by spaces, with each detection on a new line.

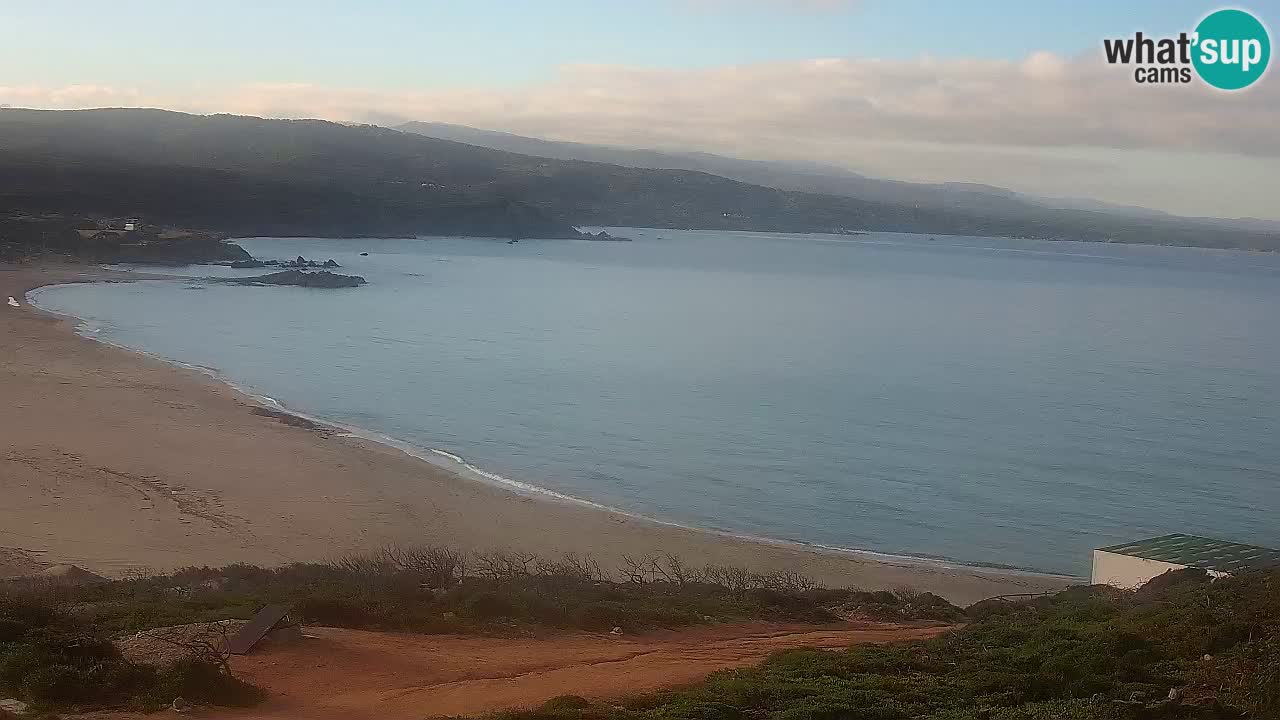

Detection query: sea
xmin=27 ymin=229 xmax=1280 ymax=577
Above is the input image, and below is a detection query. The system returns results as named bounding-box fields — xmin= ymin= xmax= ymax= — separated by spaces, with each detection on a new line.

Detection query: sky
xmin=2 ymin=0 xmax=1278 ymax=219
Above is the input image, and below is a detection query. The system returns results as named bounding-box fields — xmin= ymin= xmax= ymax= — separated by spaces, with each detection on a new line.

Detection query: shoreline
xmin=2 ymin=261 xmax=1074 ymax=603
xmin=28 ymin=277 xmax=1079 ymax=582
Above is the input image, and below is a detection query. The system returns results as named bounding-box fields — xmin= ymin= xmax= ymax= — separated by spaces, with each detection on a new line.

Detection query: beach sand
xmin=0 ymin=262 xmax=1071 ymax=604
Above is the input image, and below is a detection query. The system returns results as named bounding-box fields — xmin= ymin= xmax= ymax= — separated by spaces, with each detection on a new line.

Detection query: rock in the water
xmin=233 ymin=270 xmax=367 ymax=288
xmin=229 ymin=259 xmax=269 ymax=268
xmin=583 ymin=229 xmax=631 ymax=242
xmin=279 ymin=255 xmax=343 ymax=269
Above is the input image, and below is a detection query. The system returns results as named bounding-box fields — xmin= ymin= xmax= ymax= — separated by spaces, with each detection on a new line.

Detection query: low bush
xmin=488 ymin=569 xmax=1280 ymax=720
xmin=0 ymin=595 xmax=262 ymax=711
xmin=17 ymin=547 xmax=936 ymax=639
xmin=0 ymin=545 xmax=979 ymax=715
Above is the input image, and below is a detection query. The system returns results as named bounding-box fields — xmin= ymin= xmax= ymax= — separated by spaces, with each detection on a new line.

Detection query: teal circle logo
xmin=1192 ymin=9 xmax=1271 ymax=90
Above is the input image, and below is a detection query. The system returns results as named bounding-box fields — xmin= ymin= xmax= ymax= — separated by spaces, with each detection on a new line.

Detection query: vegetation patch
xmin=0 ymin=546 xmax=952 ymax=713
xmin=4 ymin=549 xmax=953 ymax=641
xmin=0 ymin=596 xmax=262 ymax=713
xmin=491 ymin=569 xmax=1279 ymax=719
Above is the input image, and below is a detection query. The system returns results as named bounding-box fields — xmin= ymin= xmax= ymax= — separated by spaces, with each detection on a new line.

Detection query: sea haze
xmin=30 ymin=229 xmax=1280 ymax=576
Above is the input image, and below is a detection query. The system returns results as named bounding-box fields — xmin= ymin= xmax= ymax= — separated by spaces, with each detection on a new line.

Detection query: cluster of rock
xmin=280 ymin=256 xmax=341 ymax=269
xmin=1095 ymin=687 xmax=1245 ymax=719
xmin=227 ymin=256 xmax=340 ymax=269
xmin=231 ymin=270 xmax=367 ymax=288
xmin=581 ymin=229 xmax=631 ymax=242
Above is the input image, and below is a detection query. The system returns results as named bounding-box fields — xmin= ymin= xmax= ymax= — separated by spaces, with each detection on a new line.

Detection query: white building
xmin=1092 ymin=533 xmax=1280 ymax=589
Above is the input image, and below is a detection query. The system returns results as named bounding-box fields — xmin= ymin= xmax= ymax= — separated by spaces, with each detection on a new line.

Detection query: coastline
xmin=2 ymin=261 xmax=1074 ymax=604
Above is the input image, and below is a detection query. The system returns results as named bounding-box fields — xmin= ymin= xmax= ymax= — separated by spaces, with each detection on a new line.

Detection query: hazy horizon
xmin=3 ymin=0 xmax=1277 ymax=220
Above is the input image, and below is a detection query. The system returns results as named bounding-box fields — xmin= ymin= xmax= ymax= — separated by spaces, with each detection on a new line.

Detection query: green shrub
xmin=156 ymin=657 xmax=265 ymax=708
xmin=37 ymin=548 xmax=901 ymax=638
xmin=465 ymin=590 xmax=519 ymax=619
xmin=295 ymin=595 xmax=373 ymax=627
xmin=484 ymin=569 xmax=1278 ymax=720
xmin=541 ymin=695 xmax=592 ymax=711
xmin=0 ymin=594 xmax=262 ymax=712
xmin=20 ymin=665 xmax=83 ymax=703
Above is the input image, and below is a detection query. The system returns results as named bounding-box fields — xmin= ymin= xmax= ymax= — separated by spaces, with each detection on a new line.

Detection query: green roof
xmin=1098 ymin=534 xmax=1280 ymax=575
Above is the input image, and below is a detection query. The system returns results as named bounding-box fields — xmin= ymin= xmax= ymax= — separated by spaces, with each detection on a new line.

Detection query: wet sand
xmin=0 ymin=262 xmax=1072 ymax=604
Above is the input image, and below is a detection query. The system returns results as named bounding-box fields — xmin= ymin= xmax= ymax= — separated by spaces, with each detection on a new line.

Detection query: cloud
xmin=3 ymin=51 xmax=1278 ymax=217
xmin=0 ymin=84 xmax=147 ymax=109
xmin=188 ymin=53 xmax=1278 ymax=159
xmin=6 ymin=54 xmax=1274 ymax=157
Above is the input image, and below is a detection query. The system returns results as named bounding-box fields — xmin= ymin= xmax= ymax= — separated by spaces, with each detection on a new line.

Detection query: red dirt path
xmin=90 ymin=622 xmax=951 ymax=720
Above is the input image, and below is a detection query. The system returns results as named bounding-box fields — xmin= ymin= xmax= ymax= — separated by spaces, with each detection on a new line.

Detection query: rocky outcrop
xmin=232 ymin=270 xmax=367 ymax=288
xmin=582 ymin=229 xmax=631 ymax=241
xmin=229 ymin=259 xmax=271 ymax=269
xmin=279 ymin=256 xmax=341 ymax=269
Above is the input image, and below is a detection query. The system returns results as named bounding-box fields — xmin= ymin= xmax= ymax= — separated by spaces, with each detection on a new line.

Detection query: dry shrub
xmin=330 ymin=544 xmax=465 ymax=588
xmin=472 ymin=550 xmax=539 ymax=580
xmin=535 ymin=553 xmax=608 ymax=582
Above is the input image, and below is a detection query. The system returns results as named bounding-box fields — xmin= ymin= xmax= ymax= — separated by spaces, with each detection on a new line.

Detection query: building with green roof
xmin=1091 ymin=533 xmax=1280 ymax=588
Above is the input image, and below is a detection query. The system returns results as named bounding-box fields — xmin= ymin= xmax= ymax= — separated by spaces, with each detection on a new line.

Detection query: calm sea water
xmin=30 ymin=230 xmax=1280 ymax=576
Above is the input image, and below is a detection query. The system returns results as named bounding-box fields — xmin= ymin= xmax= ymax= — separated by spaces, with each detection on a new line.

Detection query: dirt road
xmin=94 ymin=622 xmax=951 ymax=719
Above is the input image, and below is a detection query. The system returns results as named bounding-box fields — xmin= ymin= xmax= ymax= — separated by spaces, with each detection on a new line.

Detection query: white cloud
xmin=200 ymin=53 xmax=1278 ymax=158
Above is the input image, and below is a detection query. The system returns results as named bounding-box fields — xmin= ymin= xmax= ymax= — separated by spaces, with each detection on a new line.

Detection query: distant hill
xmin=398 ymin=120 xmax=1060 ymax=216
xmin=0 ymin=108 xmax=1276 ymax=250
xmin=400 ymin=120 xmax=1280 ymax=240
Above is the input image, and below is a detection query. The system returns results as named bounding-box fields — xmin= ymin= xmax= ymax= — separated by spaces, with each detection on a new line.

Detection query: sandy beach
xmin=0 ymin=262 xmax=1071 ymax=604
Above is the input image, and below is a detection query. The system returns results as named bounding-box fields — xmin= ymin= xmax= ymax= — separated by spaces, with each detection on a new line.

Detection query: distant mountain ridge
xmin=0 ymin=108 xmax=1275 ymax=250
xmin=398 ymin=120 xmax=1277 ymax=233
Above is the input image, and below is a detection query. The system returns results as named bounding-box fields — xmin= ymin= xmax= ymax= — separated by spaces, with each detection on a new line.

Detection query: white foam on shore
xmin=26 ymin=281 xmax=1082 ymax=583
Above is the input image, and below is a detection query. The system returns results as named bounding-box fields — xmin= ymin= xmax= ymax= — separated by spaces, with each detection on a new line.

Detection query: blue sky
xmin=1 ymin=0 xmax=1255 ymax=89
xmin=2 ymin=1 xmax=1278 ymax=218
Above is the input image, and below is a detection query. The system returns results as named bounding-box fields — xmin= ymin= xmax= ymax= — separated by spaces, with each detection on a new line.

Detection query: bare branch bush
xmin=381 ymin=544 xmax=466 ymax=588
xmin=148 ymin=621 xmax=238 ymax=679
xmin=329 ymin=551 xmax=396 ymax=577
xmin=327 ymin=545 xmax=817 ymax=595
xmin=472 ymin=549 xmax=539 ymax=580
xmin=534 ymin=552 xmax=608 ymax=582
xmin=619 ymin=553 xmax=697 ymax=584
xmin=697 ymin=564 xmax=760 ymax=592
xmin=761 ymin=569 xmax=817 ymax=593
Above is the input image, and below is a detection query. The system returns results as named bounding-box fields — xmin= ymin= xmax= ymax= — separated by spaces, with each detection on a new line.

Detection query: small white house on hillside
xmin=1092 ymin=533 xmax=1280 ymax=589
